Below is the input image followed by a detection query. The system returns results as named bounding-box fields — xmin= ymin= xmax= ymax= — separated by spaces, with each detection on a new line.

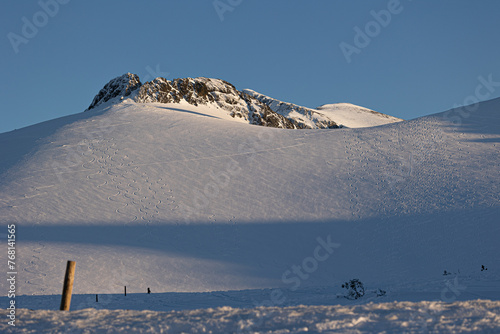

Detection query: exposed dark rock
xmin=87 ymin=73 xmax=141 ymax=110
xmin=87 ymin=73 xmax=339 ymax=130
xmin=136 ymin=76 xmax=296 ymax=129
xmin=243 ymin=89 xmax=340 ymax=129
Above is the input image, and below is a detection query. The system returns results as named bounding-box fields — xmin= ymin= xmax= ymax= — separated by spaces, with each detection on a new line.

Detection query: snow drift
xmin=3 ymin=300 xmax=500 ymax=333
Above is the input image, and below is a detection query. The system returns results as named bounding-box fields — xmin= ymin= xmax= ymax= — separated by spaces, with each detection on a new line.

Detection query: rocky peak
xmin=135 ymin=76 xmax=295 ymax=128
xmin=136 ymin=77 xmax=237 ymax=105
xmin=87 ymin=73 xmax=141 ymax=110
xmin=86 ymin=73 xmax=340 ymax=129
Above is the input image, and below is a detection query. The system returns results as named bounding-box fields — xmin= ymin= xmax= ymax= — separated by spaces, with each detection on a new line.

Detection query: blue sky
xmin=1 ymin=0 xmax=499 ymax=133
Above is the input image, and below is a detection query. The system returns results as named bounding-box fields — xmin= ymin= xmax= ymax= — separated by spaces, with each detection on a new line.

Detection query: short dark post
xmin=124 ymin=286 xmax=127 ymax=296
xmin=60 ymin=261 xmax=76 ymax=311
xmin=96 ymin=294 xmax=98 ymax=302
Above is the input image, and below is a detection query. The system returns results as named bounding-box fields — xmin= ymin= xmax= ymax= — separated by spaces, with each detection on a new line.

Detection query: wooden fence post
xmin=60 ymin=261 xmax=76 ymax=311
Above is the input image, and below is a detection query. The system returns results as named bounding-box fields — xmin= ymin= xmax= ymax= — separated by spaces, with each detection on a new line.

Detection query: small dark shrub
xmin=342 ymin=279 xmax=365 ymax=300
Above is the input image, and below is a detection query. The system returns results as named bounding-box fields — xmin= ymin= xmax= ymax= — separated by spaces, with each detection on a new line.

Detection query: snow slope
xmin=0 ymin=89 xmax=499 ymax=331
xmin=317 ymin=103 xmax=404 ymax=128
xmin=244 ymin=88 xmax=403 ymax=128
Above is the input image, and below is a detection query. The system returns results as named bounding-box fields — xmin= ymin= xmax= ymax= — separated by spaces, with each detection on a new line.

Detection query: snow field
xmin=0 ymin=96 xmax=499 ymax=332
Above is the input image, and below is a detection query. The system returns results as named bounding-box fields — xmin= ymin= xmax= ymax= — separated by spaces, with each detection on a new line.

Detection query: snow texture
xmin=316 ymin=103 xmax=404 ymax=128
xmin=2 ymin=300 xmax=500 ymax=333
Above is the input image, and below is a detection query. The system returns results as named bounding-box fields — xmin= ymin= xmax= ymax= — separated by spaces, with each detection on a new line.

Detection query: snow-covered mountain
xmin=88 ymin=74 xmax=299 ymax=129
xmin=0 ymin=74 xmax=498 ymax=332
xmin=86 ymin=73 xmax=401 ymax=129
